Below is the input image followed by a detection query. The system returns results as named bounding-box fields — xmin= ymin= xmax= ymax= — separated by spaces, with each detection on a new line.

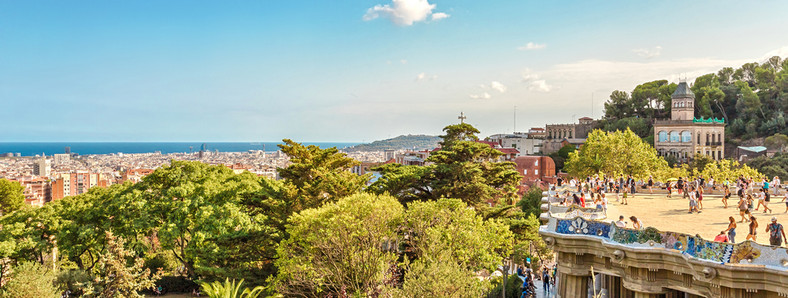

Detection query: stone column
xmin=603 ymin=274 xmax=622 ymax=298
xmin=558 ymin=272 xmax=588 ymax=298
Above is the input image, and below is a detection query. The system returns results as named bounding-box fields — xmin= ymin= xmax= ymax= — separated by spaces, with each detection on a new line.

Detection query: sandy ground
xmin=600 ymin=190 xmax=788 ymax=246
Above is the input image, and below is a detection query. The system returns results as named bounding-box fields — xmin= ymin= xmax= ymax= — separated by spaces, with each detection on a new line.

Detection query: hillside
xmin=344 ymin=135 xmax=441 ymax=152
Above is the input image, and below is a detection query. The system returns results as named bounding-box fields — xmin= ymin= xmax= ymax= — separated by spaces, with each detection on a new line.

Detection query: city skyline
xmin=2 ymin=0 xmax=787 ymax=142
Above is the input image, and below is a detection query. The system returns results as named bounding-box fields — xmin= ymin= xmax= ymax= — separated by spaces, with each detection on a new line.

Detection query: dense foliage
xmin=565 ymin=129 xmax=668 ymax=179
xmin=369 ymin=123 xmax=522 ymax=208
xmin=600 ymin=56 xmax=788 ymax=144
xmin=565 ymin=129 xmax=762 ymax=182
xmin=0 ymin=178 xmax=24 ymax=215
xmin=0 ymin=122 xmax=548 ymax=297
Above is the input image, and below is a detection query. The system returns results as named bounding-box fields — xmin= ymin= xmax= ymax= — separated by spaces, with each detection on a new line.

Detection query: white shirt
xmin=615 ymin=220 xmax=626 ymax=228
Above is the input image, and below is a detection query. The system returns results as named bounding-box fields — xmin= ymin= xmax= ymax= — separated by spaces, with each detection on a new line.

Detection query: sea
xmin=0 ymin=142 xmax=360 ymax=157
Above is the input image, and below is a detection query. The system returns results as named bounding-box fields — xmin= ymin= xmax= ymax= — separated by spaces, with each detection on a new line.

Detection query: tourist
xmin=688 ymin=187 xmax=700 ymax=214
xmin=697 ymin=186 xmax=704 ymax=210
xmin=726 ymin=216 xmax=737 ymax=243
xmin=600 ymin=193 xmax=608 ymax=214
xmin=782 ymin=192 xmax=788 ymax=213
xmin=621 ymin=187 xmax=629 ymax=205
xmin=667 ymin=182 xmax=672 ymax=198
xmin=746 ymin=216 xmax=758 ymax=241
xmin=763 ymin=177 xmax=770 ymax=195
xmin=773 ymin=176 xmax=781 ymax=195
xmin=648 ymin=176 xmax=654 ymax=194
xmin=714 ymin=230 xmax=729 ymax=242
xmin=738 ymin=197 xmax=749 ymax=223
xmin=572 ymin=194 xmax=581 ymax=206
xmin=722 ymin=185 xmax=731 ymax=208
xmin=630 ymin=216 xmax=644 ymax=230
xmin=747 ymin=194 xmax=755 ymax=214
xmin=756 ymin=189 xmax=772 ymax=213
xmin=579 ymin=192 xmax=587 ymax=208
xmin=766 ymin=217 xmax=787 ymax=246
xmin=542 ymin=266 xmax=551 ymax=293
xmin=677 ymin=177 xmax=684 ymax=195
xmin=615 ymin=215 xmax=627 ymax=228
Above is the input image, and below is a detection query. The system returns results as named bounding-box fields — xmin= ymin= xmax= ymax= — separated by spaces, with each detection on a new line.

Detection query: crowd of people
xmin=553 ymin=175 xmax=788 ymax=247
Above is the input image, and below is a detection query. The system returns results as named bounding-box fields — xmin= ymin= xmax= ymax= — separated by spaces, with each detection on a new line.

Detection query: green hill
xmin=344 ymin=135 xmax=441 ymax=152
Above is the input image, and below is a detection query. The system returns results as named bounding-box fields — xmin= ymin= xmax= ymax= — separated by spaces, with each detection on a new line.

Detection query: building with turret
xmin=653 ymin=81 xmax=725 ymax=162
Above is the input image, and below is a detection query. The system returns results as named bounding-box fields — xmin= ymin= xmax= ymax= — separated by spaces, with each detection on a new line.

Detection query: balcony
xmin=707 ymin=142 xmax=722 ymax=146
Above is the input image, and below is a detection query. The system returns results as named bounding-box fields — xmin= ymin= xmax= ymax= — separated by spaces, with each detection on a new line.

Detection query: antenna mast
xmin=513 ymin=105 xmax=517 ymax=133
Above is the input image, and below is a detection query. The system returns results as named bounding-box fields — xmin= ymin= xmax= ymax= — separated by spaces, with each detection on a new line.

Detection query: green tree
xmin=765 ymin=133 xmax=788 ymax=152
xmin=0 ymin=179 xmax=24 ymax=215
xmin=1 ymin=261 xmax=59 ymax=298
xmin=394 ymin=251 xmax=488 ymax=298
xmin=83 ymin=231 xmax=162 ymax=298
xmin=128 ymin=161 xmax=272 ymax=281
xmin=370 ymin=123 xmax=521 ymax=208
xmin=272 ymin=193 xmax=403 ymax=297
xmin=516 ymin=187 xmax=543 ymax=218
xmin=397 ymin=199 xmax=512 ymax=297
xmin=565 ymin=129 xmax=667 ymax=179
xmin=276 ymin=139 xmax=369 ymax=213
xmin=603 ymin=90 xmax=633 ymax=119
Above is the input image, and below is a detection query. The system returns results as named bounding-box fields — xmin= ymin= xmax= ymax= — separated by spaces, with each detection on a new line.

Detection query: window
xmin=535 ymin=160 xmax=539 ymax=166
xmin=524 ymin=169 xmax=528 ymax=175
xmin=697 ymin=134 xmax=701 ymax=145
xmin=658 ymin=131 xmax=668 ymax=142
xmin=681 ymin=131 xmax=691 ymax=143
xmin=706 ymin=133 xmax=710 ymax=145
xmin=670 ymin=131 xmax=680 ymax=142
xmin=535 ymin=170 xmax=539 ymax=175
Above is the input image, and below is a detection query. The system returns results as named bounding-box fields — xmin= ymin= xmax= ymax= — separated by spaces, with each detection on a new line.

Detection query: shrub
xmin=2 ymin=261 xmax=60 ymax=298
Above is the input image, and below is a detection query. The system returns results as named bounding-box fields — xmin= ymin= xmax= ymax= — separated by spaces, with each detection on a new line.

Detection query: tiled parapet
xmin=540 ymin=194 xmax=788 ymax=272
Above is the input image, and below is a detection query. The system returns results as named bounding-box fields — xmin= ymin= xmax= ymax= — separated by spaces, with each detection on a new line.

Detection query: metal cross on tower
xmin=458 ymin=112 xmax=467 ymax=124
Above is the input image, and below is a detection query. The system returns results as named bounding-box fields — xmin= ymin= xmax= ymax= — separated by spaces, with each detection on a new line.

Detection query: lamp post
xmin=502 ymin=260 xmax=509 ymax=298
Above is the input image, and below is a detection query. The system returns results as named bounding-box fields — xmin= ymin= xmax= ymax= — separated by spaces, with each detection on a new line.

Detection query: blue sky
xmin=1 ymin=0 xmax=787 ymax=142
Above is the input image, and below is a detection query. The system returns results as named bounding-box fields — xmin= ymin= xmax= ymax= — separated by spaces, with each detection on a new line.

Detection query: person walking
xmin=756 ymin=189 xmax=772 ymax=213
xmin=722 ymin=185 xmax=731 ymax=208
xmin=782 ymin=192 xmax=788 ymax=213
xmin=542 ymin=266 xmax=551 ymax=293
xmin=726 ymin=217 xmax=737 ymax=243
xmin=766 ymin=217 xmax=787 ymax=246
xmin=738 ymin=197 xmax=750 ymax=223
xmin=746 ymin=216 xmax=759 ymax=242
xmin=648 ymin=176 xmax=654 ymax=194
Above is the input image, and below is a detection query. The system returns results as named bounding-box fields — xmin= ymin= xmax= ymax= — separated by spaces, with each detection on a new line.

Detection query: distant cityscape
xmin=3 ymin=80 xmax=771 ymax=208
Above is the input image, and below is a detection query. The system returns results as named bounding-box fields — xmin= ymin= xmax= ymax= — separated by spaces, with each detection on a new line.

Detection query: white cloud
xmin=517 ymin=42 xmax=546 ymax=51
xmin=490 ymin=81 xmax=507 ymax=93
xmin=529 ymin=80 xmax=553 ymax=92
xmin=431 ymin=12 xmax=449 ymax=21
xmin=469 ymin=92 xmax=491 ymax=99
xmin=761 ymin=46 xmax=788 ymax=61
xmin=633 ymin=46 xmax=662 ymax=59
xmin=416 ymin=72 xmax=438 ymax=81
xmin=400 ymin=59 xmax=408 ymax=64
xmin=521 ymin=69 xmax=552 ymax=92
xmin=363 ymin=0 xmax=448 ymax=26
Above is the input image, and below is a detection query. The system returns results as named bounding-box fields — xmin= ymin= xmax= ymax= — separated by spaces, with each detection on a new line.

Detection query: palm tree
xmin=199 ymin=278 xmax=265 ymax=298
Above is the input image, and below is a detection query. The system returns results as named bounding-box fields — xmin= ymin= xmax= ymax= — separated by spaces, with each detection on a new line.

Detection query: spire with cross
xmin=458 ymin=112 xmax=467 ymax=124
